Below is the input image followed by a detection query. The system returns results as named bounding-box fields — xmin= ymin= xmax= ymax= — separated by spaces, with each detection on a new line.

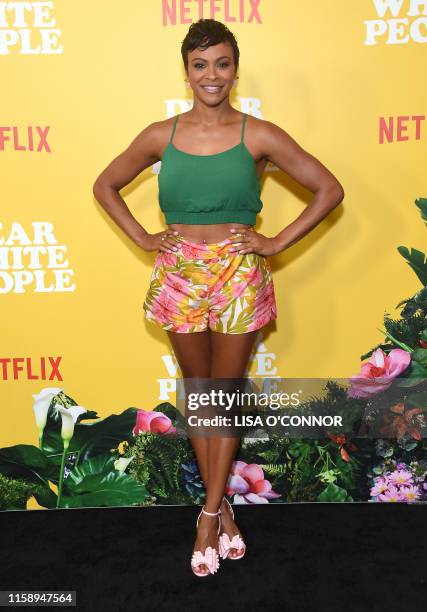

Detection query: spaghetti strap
xmin=169 ymin=114 xmax=179 ymax=144
xmin=241 ymin=113 xmax=248 ymax=143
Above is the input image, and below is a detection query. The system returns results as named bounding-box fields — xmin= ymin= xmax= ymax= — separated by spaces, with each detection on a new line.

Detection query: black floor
xmin=1 ymin=503 xmax=426 ymax=612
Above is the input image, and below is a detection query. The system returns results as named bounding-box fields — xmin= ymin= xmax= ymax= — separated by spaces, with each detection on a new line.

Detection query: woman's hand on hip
xmin=228 ymin=228 xmax=282 ymax=256
xmin=140 ymin=230 xmax=180 ymax=253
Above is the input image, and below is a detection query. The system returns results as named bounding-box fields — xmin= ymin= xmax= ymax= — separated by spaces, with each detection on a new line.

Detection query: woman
xmin=92 ymin=19 xmax=344 ymax=577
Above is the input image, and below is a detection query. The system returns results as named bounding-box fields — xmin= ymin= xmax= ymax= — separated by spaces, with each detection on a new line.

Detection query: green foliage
xmin=384 ymin=311 xmax=426 ymax=350
xmin=0 ymin=404 xmax=151 ymax=509
xmin=119 ymin=432 xmax=194 ymax=504
xmin=42 ymin=407 xmax=139 ymax=469
xmin=397 ymin=246 xmax=427 ymax=286
xmin=397 ymin=198 xmax=427 ymax=287
xmin=396 ymin=198 xmax=427 ymax=284
xmin=0 ymin=473 xmax=47 ymax=510
xmin=317 ymin=483 xmax=353 ymax=502
xmin=397 ymin=286 xmax=427 ymax=318
xmin=60 ymin=453 xmax=148 ymax=508
xmin=262 ymin=463 xmax=287 ymax=475
xmin=240 ymin=437 xmax=286 ymax=464
xmin=414 ymin=197 xmax=427 ymax=225
xmin=298 ymin=380 xmax=365 ymax=435
xmin=0 ymin=444 xmax=58 ymax=508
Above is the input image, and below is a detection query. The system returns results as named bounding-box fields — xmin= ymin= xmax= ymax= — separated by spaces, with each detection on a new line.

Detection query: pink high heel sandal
xmin=191 ymin=506 xmax=222 ymax=577
xmin=218 ymin=497 xmax=246 ymax=560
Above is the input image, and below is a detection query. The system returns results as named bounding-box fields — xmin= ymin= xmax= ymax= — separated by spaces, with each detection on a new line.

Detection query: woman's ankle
xmin=220 ymin=498 xmax=231 ymax=512
xmin=202 ymin=503 xmax=221 ymax=515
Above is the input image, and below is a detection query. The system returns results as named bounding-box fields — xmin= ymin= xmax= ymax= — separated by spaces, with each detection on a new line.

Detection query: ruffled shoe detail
xmin=190 ymin=506 xmax=222 ymax=577
xmin=191 ymin=546 xmax=220 ymax=576
xmin=219 ymin=532 xmax=246 ymax=560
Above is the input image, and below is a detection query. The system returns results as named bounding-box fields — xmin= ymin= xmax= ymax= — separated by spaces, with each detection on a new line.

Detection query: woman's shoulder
xmin=247 ymin=114 xmax=302 ymax=162
xmin=246 ymin=113 xmax=282 ymax=138
xmin=244 ymin=114 xmax=280 ymax=162
xmin=130 ymin=116 xmax=178 ymax=161
xmin=139 ymin=113 xmax=284 ymax=158
xmin=144 ymin=115 xmax=177 ymax=139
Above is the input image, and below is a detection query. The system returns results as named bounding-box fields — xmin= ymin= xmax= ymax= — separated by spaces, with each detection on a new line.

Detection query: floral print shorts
xmin=142 ymin=233 xmax=277 ymax=334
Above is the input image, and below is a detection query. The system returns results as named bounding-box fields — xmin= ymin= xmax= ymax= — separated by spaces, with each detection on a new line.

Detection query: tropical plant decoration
xmin=0 ymin=198 xmax=426 ymax=510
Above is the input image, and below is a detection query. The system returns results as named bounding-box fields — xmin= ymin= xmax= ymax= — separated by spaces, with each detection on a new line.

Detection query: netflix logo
xmin=379 ymin=114 xmax=425 ymax=143
xmin=0 ymin=126 xmax=51 ymax=152
xmin=0 ymin=356 xmax=63 ymax=381
xmin=161 ymin=0 xmax=262 ymax=26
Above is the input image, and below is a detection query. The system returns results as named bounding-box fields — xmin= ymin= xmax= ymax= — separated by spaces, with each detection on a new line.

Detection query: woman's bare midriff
xmin=167 ymin=222 xmax=254 ymax=244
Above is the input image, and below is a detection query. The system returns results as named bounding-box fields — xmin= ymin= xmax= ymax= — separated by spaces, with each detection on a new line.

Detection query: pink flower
xmin=231 ymin=280 xmax=248 ymax=298
xmin=388 ymin=469 xmax=413 ymax=487
xmin=158 ymin=251 xmax=178 ymax=266
xmin=245 ymin=265 xmax=263 ymax=286
xmin=370 ymin=466 xmax=423 ymax=503
xmin=209 ymin=310 xmax=220 ymax=328
xmin=348 ymin=348 xmax=411 ymax=398
xmin=248 ymin=311 xmax=275 ymax=332
xmin=175 ymin=322 xmax=195 ymax=332
xmin=151 ymin=302 xmax=173 ymax=324
xmin=210 ymin=280 xmax=225 ymax=294
xmin=370 ymin=478 xmax=388 ymax=497
xmin=210 ymin=292 xmax=228 ymax=308
xmin=132 ymin=410 xmax=176 ymax=435
xmin=225 ymin=460 xmax=281 ymax=504
xmin=156 ymin=291 xmax=179 ymax=314
xmin=164 ymin=272 xmax=192 ymax=298
xmin=399 ymin=485 xmax=421 ymax=502
xmin=378 ymin=485 xmax=404 ymax=502
xmin=181 ymin=243 xmax=207 ymax=259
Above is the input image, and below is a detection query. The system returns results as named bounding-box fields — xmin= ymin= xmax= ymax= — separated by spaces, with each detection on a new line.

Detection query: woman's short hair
xmin=181 ymin=18 xmax=240 ymax=73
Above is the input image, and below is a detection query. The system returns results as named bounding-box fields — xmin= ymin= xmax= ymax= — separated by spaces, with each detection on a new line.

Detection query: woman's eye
xmin=194 ymin=62 xmax=230 ymax=69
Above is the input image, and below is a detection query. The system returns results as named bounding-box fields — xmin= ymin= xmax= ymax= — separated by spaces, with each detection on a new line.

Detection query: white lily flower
xmin=114 ymin=456 xmax=135 ymax=474
xmin=32 ymin=387 xmax=64 ymax=434
xmin=57 ymin=405 xmax=87 ymax=443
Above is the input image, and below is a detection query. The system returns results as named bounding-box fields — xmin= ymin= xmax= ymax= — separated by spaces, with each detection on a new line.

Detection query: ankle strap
xmin=202 ymin=506 xmax=221 ymax=516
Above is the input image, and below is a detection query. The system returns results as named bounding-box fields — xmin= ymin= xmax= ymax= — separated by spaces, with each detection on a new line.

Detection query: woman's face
xmin=186 ymin=42 xmax=237 ymax=103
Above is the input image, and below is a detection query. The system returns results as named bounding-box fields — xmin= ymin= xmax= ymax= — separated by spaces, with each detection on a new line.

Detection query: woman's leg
xmin=204 ymin=329 xmax=259 ymax=556
xmin=166 ymin=329 xmax=211 ymax=482
xmin=166 ymin=329 xmax=214 ymax=575
xmin=166 ymin=328 xmax=259 ymax=570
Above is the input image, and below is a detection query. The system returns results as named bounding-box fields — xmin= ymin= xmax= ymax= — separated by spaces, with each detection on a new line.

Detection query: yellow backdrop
xmin=1 ymin=1 xmax=425 ymax=464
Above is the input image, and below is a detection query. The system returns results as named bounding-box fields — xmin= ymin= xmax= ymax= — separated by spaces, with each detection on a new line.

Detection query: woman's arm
xmin=92 ymin=122 xmax=163 ymax=248
xmin=258 ymin=120 xmax=345 ymax=252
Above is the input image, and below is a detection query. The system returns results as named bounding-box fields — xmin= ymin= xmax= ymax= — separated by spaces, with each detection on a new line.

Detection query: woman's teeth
xmin=202 ymin=86 xmax=222 ymax=93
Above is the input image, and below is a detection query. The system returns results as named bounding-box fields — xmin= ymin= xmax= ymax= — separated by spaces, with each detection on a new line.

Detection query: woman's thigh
xmin=210 ymin=330 xmax=259 ymax=378
xmin=166 ymin=329 xmax=211 ymax=377
xmin=167 ymin=329 xmax=258 ymax=379
xmin=168 ymin=329 xmax=258 ymax=435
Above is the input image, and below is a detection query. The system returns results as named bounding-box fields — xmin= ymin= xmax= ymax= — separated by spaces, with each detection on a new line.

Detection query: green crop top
xmin=158 ymin=113 xmax=263 ymax=225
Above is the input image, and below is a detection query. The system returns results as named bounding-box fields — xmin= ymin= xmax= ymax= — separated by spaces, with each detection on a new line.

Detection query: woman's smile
xmin=201 ymin=85 xmax=224 ymax=93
